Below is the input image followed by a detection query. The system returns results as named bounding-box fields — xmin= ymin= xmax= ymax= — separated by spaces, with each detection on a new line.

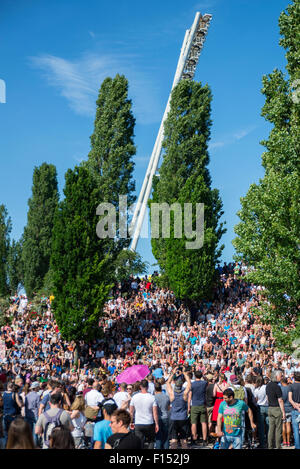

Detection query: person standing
xmin=105 ymin=409 xmax=142 ymax=449
xmin=113 ymin=383 xmax=129 ymax=409
xmin=35 ymin=392 xmax=74 ymax=448
xmin=189 ymin=371 xmax=208 ymax=447
xmin=266 ymin=370 xmax=286 ymax=449
xmin=93 ymin=403 xmax=117 ymax=449
xmin=24 ymin=381 xmax=41 ymax=445
xmin=205 ymin=374 xmax=216 ymax=436
xmin=154 ymin=382 xmax=170 ymax=449
xmin=280 ymin=377 xmax=293 ymax=447
xmin=254 ymin=375 xmax=269 ymax=448
xmin=167 ymin=367 xmax=191 ymax=449
xmin=2 ymin=382 xmax=22 ymax=444
xmin=130 ymin=379 xmax=159 ymax=449
xmin=288 ymin=372 xmax=300 ymax=449
xmin=216 ymin=388 xmax=256 ymax=449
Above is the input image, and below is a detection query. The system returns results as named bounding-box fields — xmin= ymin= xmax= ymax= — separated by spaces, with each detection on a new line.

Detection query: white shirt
xmin=254 ymin=385 xmax=268 ymax=406
xmin=130 ymin=392 xmax=157 ymax=425
xmin=85 ymin=389 xmax=104 ymax=407
xmin=113 ymin=391 xmax=129 ymax=409
xmin=71 ymin=412 xmax=87 ymax=438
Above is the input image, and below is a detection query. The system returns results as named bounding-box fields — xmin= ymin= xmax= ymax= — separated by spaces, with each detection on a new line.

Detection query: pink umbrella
xmin=116 ymin=365 xmax=150 ymax=384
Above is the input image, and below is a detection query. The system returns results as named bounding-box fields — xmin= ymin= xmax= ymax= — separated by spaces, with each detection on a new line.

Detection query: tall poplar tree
xmin=22 ymin=163 xmax=59 ymax=298
xmin=86 ymin=74 xmax=136 ymax=252
xmin=0 ymin=204 xmax=11 ymax=297
xmin=233 ymin=1 xmax=300 ymax=351
xmin=149 ymin=80 xmax=225 ymax=303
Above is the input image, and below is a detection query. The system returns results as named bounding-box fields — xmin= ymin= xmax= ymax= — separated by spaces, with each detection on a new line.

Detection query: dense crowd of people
xmin=0 ymin=262 xmax=299 ymax=450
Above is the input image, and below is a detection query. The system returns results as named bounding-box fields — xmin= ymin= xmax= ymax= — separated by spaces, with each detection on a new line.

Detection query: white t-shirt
xmin=71 ymin=412 xmax=87 ymax=438
xmin=130 ymin=392 xmax=157 ymax=425
xmin=113 ymin=391 xmax=129 ymax=409
xmin=254 ymin=385 xmax=268 ymax=406
xmin=85 ymin=389 xmax=104 ymax=407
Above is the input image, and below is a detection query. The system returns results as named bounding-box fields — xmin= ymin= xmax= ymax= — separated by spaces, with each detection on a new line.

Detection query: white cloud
xmin=208 ymin=141 xmax=225 ymax=150
xmin=135 ymin=155 xmax=150 ymax=166
xmin=29 ymin=52 xmax=163 ymax=124
xmin=209 ymin=126 xmax=256 ymax=152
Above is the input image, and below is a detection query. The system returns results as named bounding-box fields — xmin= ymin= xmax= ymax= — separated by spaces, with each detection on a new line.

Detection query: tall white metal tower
xmin=130 ymin=12 xmax=212 ymax=252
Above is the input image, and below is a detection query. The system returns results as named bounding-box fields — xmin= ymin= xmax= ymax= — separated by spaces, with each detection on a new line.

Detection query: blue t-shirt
xmin=218 ymin=399 xmax=248 ymax=437
xmin=93 ymin=419 xmax=112 ymax=448
xmin=153 ymin=368 xmax=164 ymax=379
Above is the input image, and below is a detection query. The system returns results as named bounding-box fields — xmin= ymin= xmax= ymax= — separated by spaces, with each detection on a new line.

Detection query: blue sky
xmin=0 ymin=0 xmax=290 ymax=270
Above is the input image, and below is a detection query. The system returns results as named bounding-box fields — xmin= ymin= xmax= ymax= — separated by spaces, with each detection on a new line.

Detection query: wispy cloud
xmin=135 ymin=155 xmax=150 ymax=166
xmin=209 ymin=126 xmax=256 ymax=152
xmin=29 ymin=52 xmax=163 ymax=124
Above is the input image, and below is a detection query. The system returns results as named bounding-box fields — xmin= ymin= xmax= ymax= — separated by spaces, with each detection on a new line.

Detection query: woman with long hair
xmin=210 ymin=373 xmax=228 ymax=448
xmin=69 ymin=394 xmax=87 ymax=448
xmin=6 ymin=417 xmax=36 ymax=449
xmin=49 ymin=425 xmax=75 ymax=449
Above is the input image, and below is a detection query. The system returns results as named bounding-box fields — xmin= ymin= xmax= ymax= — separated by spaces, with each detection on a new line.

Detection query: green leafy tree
xmin=0 ymin=204 xmax=11 ymax=297
xmin=233 ymin=1 xmax=300 ymax=351
xmin=114 ymin=250 xmax=149 ymax=284
xmin=86 ymin=74 xmax=136 ymax=252
xmin=149 ymin=80 xmax=225 ymax=304
xmin=51 ymin=165 xmax=113 ymax=344
xmin=7 ymin=237 xmax=24 ymax=294
xmin=22 ymin=163 xmax=59 ymax=298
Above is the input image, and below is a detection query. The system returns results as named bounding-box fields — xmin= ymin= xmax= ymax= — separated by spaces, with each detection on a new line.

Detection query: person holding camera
xmin=166 ymin=366 xmax=191 ymax=449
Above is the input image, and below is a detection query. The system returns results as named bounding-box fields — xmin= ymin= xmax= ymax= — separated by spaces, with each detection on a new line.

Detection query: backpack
xmin=43 ymin=408 xmax=64 ymax=447
xmin=231 ymin=385 xmax=245 ymax=401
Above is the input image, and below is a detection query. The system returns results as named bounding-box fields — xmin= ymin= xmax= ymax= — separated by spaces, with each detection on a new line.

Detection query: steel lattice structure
xmin=130 ymin=12 xmax=212 ymax=251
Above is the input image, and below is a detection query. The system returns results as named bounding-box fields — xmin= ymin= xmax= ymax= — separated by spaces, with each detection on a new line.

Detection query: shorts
xmin=169 ymin=419 xmax=190 ymax=440
xmin=190 ymin=405 xmax=208 ymax=424
xmin=207 ymin=406 xmax=214 ymax=424
xmin=285 ymin=412 xmax=292 ymax=423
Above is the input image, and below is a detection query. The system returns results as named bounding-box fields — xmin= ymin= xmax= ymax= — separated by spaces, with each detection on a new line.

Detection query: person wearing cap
xmin=24 ymin=381 xmax=41 ymax=445
xmin=93 ymin=402 xmax=117 ymax=449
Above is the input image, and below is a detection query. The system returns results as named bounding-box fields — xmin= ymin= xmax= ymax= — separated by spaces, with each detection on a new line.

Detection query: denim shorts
xmin=284 ymin=411 xmax=292 ymax=423
xmin=220 ymin=433 xmax=243 ymax=449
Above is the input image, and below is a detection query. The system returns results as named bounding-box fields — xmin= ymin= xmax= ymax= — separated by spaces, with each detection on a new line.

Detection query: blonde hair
xmin=70 ymin=395 xmax=85 ymax=412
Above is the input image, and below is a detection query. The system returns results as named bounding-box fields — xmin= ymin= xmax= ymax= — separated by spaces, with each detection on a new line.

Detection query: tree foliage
xmin=86 ymin=74 xmax=136 ymax=252
xmin=233 ymin=1 xmax=300 ymax=351
xmin=113 ymin=250 xmax=149 ymax=284
xmin=0 ymin=204 xmax=11 ymax=297
xmin=7 ymin=237 xmax=24 ymax=294
xmin=149 ymin=80 xmax=225 ymax=303
xmin=50 ymin=165 xmax=113 ymax=343
xmin=22 ymin=163 xmax=59 ymax=298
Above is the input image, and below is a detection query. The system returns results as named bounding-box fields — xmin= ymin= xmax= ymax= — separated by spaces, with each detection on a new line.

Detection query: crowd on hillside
xmin=0 ymin=262 xmax=299 ymax=450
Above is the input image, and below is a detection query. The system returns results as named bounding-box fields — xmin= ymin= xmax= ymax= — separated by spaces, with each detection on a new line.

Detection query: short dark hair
xmin=223 ymin=388 xmax=234 ymax=398
xmin=103 ymin=403 xmax=118 ymax=416
xmin=50 ymin=392 xmax=63 ymax=406
xmin=112 ymin=409 xmax=131 ymax=428
xmin=155 ymin=382 xmax=162 ymax=392
xmin=140 ymin=379 xmax=148 ymax=389
xmin=195 ymin=371 xmax=203 ymax=379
